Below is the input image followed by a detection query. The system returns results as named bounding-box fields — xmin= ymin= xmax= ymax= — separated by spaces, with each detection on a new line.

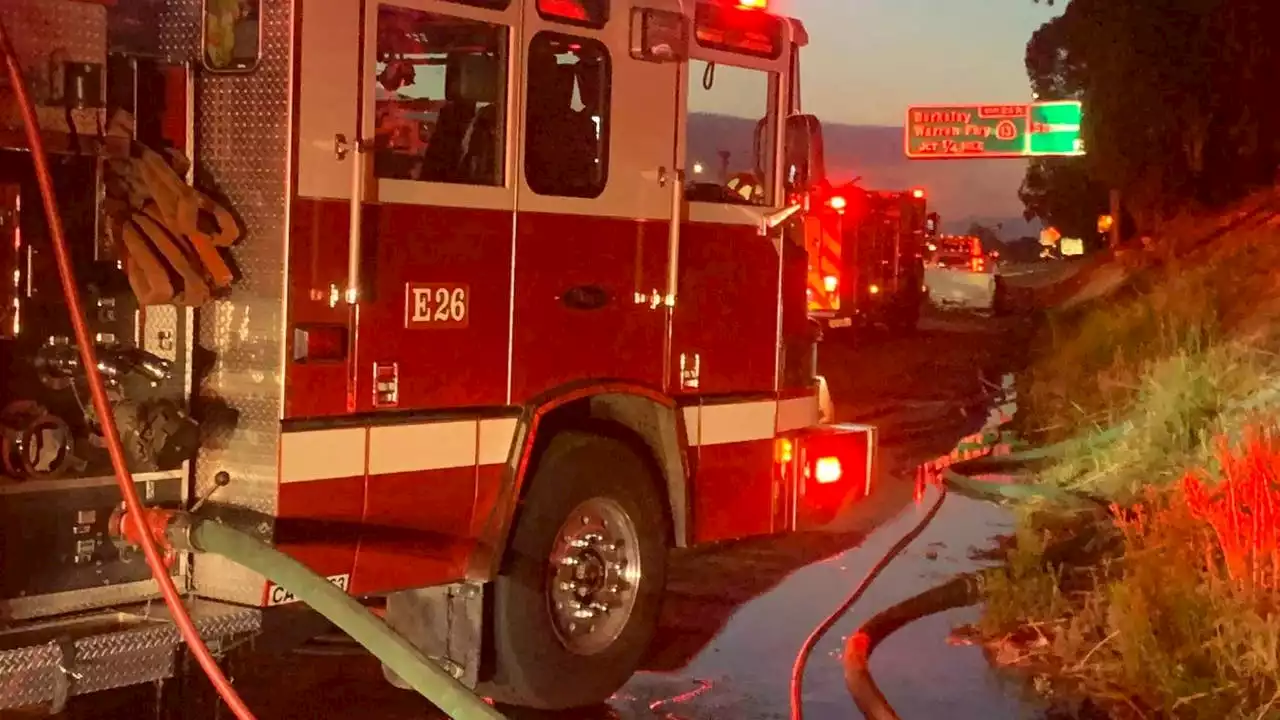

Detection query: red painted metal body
xmin=512 ymin=211 xmax=669 ymax=401
xmin=671 ymin=223 xmax=780 ymax=396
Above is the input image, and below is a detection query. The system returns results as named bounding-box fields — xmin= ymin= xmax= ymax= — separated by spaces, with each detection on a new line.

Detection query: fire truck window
xmin=373 ymin=6 xmax=508 ymax=187
xmin=523 ymin=33 xmax=611 ymax=199
xmin=202 ymin=0 xmax=261 ymax=72
xmin=684 ymin=60 xmax=776 ymax=207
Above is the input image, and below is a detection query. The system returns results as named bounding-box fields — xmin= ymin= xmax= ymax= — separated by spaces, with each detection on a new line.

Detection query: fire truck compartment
xmin=0 ymin=600 xmax=258 ymax=710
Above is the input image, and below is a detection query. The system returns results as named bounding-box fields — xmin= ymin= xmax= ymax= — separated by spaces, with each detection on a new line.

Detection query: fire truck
xmin=924 ymin=234 xmax=998 ymax=310
xmin=805 ymin=183 xmax=937 ymax=335
xmin=0 ymin=0 xmax=874 ymax=713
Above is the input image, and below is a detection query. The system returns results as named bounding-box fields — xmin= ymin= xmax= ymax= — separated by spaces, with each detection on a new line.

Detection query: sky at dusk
xmin=710 ymin=0 xmax=1066 ymax=126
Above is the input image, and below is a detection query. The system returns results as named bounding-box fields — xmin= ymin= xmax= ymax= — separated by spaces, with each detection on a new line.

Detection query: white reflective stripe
xmin=842 ymin=423 xmax=876 ymax=496
xmin=867 ymin=428 xmax=875 ymax=495
xmin=367 ymin=421 xmax=477 ymax=475
xmin=698 ymin=400 xmax=776 ymax=447
xmin=478 ymin=417 xmax=519 ymax=466
xmin=682 ymin=406 xmax=699 ymax=446
xmin=279 ymin=395 xmax=830 ymax=479
xmin=776 ymin=395 xmax=818 ymax=433
xmin=280 ymin=427 xmax=366 ymax=484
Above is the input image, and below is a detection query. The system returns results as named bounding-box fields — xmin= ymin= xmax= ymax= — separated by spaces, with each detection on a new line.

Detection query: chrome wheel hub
xmin=547 ymin=497 xmax=642 ymax=656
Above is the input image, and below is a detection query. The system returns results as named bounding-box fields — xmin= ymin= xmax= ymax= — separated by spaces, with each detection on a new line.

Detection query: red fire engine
xmin=0 ymin=0 xmax=874 ymax=713
xmin=805 ymin=183 xmax=938 ymax=335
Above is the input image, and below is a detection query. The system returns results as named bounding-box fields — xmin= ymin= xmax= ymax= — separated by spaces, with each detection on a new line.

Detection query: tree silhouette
xmin=1022 ymin=0 xmax=1280 ymax=237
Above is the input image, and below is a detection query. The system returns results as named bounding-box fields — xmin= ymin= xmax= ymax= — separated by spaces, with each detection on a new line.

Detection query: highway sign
xmin=1027 ymin=101 xmax=1084 ymax=156
xmin=904 ymin=102 xmax=1084 ymax=159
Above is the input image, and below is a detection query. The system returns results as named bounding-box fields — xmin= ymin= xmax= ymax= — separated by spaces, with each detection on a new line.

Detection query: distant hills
xmin=687 ymin=113 xmax=1040 ymax=239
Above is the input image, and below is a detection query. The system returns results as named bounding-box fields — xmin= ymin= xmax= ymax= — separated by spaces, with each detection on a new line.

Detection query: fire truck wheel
xmin=483 ymin=431 xmax=668 ymax=710
xmin=893 ymin=294 xmax=922 ymax=332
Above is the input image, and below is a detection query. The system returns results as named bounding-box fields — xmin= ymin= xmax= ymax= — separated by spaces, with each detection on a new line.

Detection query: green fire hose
xmin=939 ymin=423 xmax=1129 ymax=504
xmin=837 ymin=407 xmax=1131 ymax=719
xmin=170 ymin=518 xmax=507 ymax=720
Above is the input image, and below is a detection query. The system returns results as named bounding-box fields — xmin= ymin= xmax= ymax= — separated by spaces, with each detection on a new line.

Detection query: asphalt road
xmin=23 ymin=306 xmax=1035 ymax=720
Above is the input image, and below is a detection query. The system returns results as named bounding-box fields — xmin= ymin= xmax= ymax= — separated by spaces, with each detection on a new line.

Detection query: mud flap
xmin=381 ymin=583 xmax=484 ymax=691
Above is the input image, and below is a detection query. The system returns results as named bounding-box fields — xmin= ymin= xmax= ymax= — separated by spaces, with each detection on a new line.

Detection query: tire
xmin=480 ymin=431 xmax=668 ymax=710
xmin=894 ymin=291 xmax=922 ymax=332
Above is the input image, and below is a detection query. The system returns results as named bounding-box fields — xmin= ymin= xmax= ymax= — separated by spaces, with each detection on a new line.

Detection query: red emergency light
xmin=814 ymin=456 xmax=842 ymax=484
xmin=737 ymin=0 xmax=767 ymax=9
xmin=828 ymin=195 xmax=847 ymax=212
xmin=912 ymin=188 xmax=925 ymax=199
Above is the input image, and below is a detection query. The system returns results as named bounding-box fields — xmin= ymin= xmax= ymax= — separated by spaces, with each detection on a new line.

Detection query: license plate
xmin=266 ymin=573 xmax=350 ymax=607
xmin=829 ymin=318 xmax=853 ymax=328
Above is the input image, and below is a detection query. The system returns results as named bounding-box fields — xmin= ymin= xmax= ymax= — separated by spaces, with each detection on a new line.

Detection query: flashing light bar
xmin=737 ymin=0 xmax=767 ymax=9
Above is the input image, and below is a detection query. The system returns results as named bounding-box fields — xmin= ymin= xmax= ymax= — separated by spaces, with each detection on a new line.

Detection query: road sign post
xmin=904 ymin=102 xmax=1084 ymax=159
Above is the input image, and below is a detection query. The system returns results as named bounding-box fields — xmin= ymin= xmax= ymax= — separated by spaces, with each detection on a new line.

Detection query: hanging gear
xmin=102 ymin=110 xmax=241 ymax=307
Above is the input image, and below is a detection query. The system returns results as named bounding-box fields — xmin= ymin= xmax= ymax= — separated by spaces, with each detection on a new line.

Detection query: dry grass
xmin=979 ymin=213 xmax=1280 ymax=717
xmin=981 ymin=456 xmax=1280 ymax=719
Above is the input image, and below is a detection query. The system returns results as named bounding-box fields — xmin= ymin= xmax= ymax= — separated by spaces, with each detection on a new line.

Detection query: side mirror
xmin=202 ymin=0 xmax=262 ymax=72
xmin=784 ymin=114 xmax=826 ymax=192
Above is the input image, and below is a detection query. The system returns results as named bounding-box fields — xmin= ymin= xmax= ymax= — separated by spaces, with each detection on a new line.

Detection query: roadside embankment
xmin=972 ymin=190 xmax=1280 ymax=719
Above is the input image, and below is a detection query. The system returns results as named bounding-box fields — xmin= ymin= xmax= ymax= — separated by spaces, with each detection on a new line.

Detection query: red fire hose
xmin=0 ymin=18 xmax=255 ymax=720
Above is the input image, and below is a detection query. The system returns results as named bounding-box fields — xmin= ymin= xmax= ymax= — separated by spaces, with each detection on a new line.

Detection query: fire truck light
xmin=737 ymin=0 xmax=767 ymax=9
xmin=693 ymin=162 xmax=704 ymax=174
xmin=828 ymin=195 xmax=847 ymax=211
xmin=868 ymin=284 xmax=880 ymax=295
xmin=775 ymin=438 xmax=794 ymax=464
xmin=927 ymin=243 xmax=937 ymax=252
xmin=912 ymin=188 xmax=925 ymax=199
xmin=814 ymin=456 xmax=842 ymax=484
xmin=822 ymin=275 xmax=838 ymax=292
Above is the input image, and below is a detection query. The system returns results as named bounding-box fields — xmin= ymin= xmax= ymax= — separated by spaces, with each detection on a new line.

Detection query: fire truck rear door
xmin=509 ymin=1 xmax=678 ymax=400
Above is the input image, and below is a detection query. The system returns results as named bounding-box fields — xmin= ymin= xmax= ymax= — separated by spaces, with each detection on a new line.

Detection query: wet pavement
xmin=610 ymin=494 xmax=1044 ymax=720
xmin=30 ymin=306 xmax=1050 ymax=720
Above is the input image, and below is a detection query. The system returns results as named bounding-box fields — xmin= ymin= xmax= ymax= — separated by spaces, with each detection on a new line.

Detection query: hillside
xmin=978 ymin=190 xmax=1280 ymax=719
xmin=688 ymin=113 xmax=1036 ymax=236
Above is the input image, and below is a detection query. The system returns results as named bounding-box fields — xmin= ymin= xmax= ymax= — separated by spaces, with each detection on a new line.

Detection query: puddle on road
xmin=605 ymin=494 xmax=1050 ymax=720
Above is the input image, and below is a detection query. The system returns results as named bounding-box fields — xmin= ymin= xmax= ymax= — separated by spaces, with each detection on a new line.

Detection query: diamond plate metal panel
xmin=161 ymin=0 xmax=294 ymax=604
xmin=3 ymin=580 xmax=164 ymax=623
xmin=0 ymin=601 xmax=259 ymax=710
xmin=0 ymin=0 xmax=107 ymax=137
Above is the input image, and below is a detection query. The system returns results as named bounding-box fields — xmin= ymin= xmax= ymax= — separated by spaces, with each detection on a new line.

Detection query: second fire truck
xmin=805 ymin=183 xmax=939 ymax=335
xmin=0 ymin=0 xmax=874 ymax=713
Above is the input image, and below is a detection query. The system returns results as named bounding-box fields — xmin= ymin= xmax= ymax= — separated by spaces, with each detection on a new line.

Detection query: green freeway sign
xmin=1027 ymin=101 xmax=1084 ymax=156
xmin=904 ymin=101 xmax=1084 ymax=159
